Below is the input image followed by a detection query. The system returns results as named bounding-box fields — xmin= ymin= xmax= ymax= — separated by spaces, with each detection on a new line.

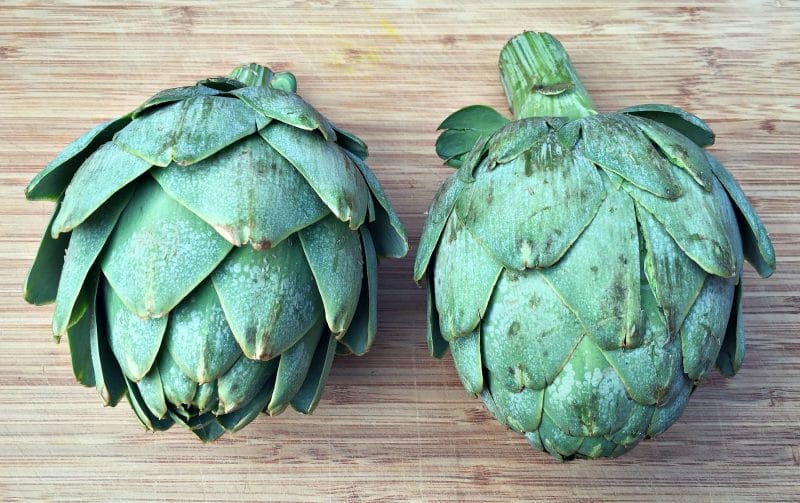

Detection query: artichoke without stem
xmin=415 ymin=32 xmax=775 ymax=459
xmin=24 ymin=64 xmax=408 ymax=440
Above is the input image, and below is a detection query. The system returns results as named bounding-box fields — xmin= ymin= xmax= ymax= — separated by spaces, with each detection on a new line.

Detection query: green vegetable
xmin=24 ymin=63 xmax=407 ymax=440
xmin=415 ymin=32 xmax=774 ymax=460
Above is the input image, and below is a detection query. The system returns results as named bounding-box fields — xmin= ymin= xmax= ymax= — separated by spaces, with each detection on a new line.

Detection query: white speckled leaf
xmin=542 ymin=186 xmax=641 ymax=350
xmin=637 ymin=204 xmax=706 ymax=335
xmin=581 ymin=114 xmax=681 ymax=199
xmin=212 ymin=238 xmax=322 ymax=360
xmin=105 ymin=283 xmax=168 ymax=382
xmin=298 ymin=215 xmax=363 ymax=335
xmin=268 ymin=315 xmax=325 ymax=414
xmin=433 ymin=212 xmax=503 ymax=340
xmin=631 ymin=116 xmax=714 ymax=190
xmin=290 ymin=333 xmax=337 ymax=414
xmin=113 ymin=96 xmax=260 ymax=167
xmin=456 ymin=135 xmax=605 ymax=270
xmin=232 ymin=86 xmax=335 ymax=141
xmin=482 ymin=270 xmax=585 ymax=392
xmin=413 ymin=172 xmax=468 ymax=282
xmin=679 ymin=274 xmax=735 ymax=381
xmin=164 ymin=279 xmax=241 ymax=384
xmin=52 ymin=143 xmax=151 ymax=235
xmin=101 ymin=177 xmax=233 ymax=318
xmin=544 ymin=335 xmax=635 ymax=437
xmin=260 ymin=122 xmax=368 ymax=229
xmin=624 ymin=160 xmax=735 ymax=278
xmin=52 ymin=188 xmax=132 ymax=337
xmin=647 ymin=374 xmax=692 ymax=437
xmin=152 ymin=135 xmax=329 ymax=249
xmin=339 ymin=228 xmax=378 ymax=355
xmin=216 ymin=355 xmax=278 ymax=415
xmin=26 ymin=116 xmax=130 ymax=201
xmin=486 ymin=383 xmax=544 ymax=434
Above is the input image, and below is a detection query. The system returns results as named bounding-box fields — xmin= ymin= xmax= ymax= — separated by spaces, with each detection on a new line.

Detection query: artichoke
xmin=24 ymin=64 xmax=408 ymax=440
xmin=415 ymin=32 xmax=775 ymax=459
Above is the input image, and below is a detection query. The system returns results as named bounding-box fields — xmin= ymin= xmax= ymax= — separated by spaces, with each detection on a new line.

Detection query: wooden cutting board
xmin=1 ymin=2 xmax=797 ymax=501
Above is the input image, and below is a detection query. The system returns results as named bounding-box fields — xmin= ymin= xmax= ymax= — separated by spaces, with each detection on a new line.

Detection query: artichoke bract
xmin=415 ymin=32 xmax=775 ymax=459
xmin=24 ymin=64 xmax=408 ymax=440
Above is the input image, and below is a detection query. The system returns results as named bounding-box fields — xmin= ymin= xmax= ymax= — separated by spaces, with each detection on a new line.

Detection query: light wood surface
xmin=1 ymin=1 xmax=798 ymax=501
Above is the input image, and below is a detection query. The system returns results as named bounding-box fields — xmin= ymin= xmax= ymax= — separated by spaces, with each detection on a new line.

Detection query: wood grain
xmin=1 ymin=1 xmax=798 ymax=501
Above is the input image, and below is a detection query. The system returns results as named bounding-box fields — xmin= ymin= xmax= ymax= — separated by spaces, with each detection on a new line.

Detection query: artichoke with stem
xmin=24 ymin=63 xmax=408 ymax=440
xmin=415 ymin=32 xmax=775 ymax=459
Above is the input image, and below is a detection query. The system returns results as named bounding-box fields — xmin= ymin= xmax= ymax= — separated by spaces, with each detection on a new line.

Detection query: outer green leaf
xmin=680 ymin=274 xmax=735 ymax=381
xmin=456 ymin=135 xmax=605 ymax=271
xmin=232 ymin=86 xmax=335 ymax=141
xmin=542 ymin=185 xmax=641 ymax=350
xmin=152 ymin=135 xmax=329 ymax=249
xmin=137 ymin=366 xmax=169 ymax=419
xmin=636 ymin=205 xmax=706 ymax=334
xmin=217 ymin=378 xmax=276 ymax=432
xmin=192 ymin=382 xmax=218 ymax=414
xmin=101 ymin=177 xmax=233 ymax=318
xmin=332 ymin=125 xmax=368 ymax=159
xmin=438 ymin=105 xmax=509 ymax=131
xmin=126 ymin=377 xmax=173 ymax=431
xmin=433 ymin=212 xmax=503 ymax=340
xmin=26 ymin=116 xmax=130 ymax=200
xmin=484 ymin=118 xmax=549 ymax=166
xmin=52 ymin=143 xmax=151 ymax=235
xmin=298 ymin=215 xmax=363 ymax=335
xmin=66 ymin=298 xmax=95 ymax=387
xmin=717 ymin=277 xmax=745 ymax=377
xmin=132 ymin=85 xmax=220 ymax=118
xmin=212 ymin=239 xmax=322 ymax=360
xmin=52 ymin=188 xmax=131 ymax=336
xmin=425 ymin=268 xmax=448 ymax=359
xmin=24 ymin=203 xmax=69 ymax=305
xmin=268 ymin=316 xmax=325 ymax=414
xmin=482 ymin=270 xmax=584 ymax=392
xmin=544 ymin=335 xmax=635 ymax=437
xmin=216 ymin=355 xmax=278 ymax=415
xmin=196 ymin=77 xmax=246 ymax=91
xmin=706 ymin=153 xmax=775 ymax=277
xmin=190 ymin=419 xmax=226 ymax=442
xmin=435 ymin=128 xmax=483 ymax=164
xmin=450 ymin=329 xmax=483 ymax=396
xmin=290 ymin=333 xmax=337 ymax=414
xmin=261 ymin=122 xmax=369 ymax=229
xmin=413 ymin=172 xmax=468 ymax=282
xmin=620 ymin=104 xmax=715 ymax=147
xmin=164 ymin=279 xmax=241 ymax=384
xmin=603 ymin=285 xmax=683 ymax=405
xmin=105 ymin=284 xmax=168 ymax=382
xmin=539 ymin=411 xmax=581 ymax=460
xmin=158 ymin=349 xmax=197 ymax=407
xmin=90 ymin=280 xmax=126 ymax=406
xmin=339 ymin=228 xmax=378 ymax=355
xmin=625 ymin=160 xmax=735 ymax=278
xmin=113 ymin=96 xmax=261 ymax=167
xmin=647 ymin=374 xmax=692 ymax=437
xmin=345 ymin=151 xmax=408 ymax=259
xmin=487 ymin=384 xmax=543 ymax=434
xmin=581 ymin=114 xmax=681 ymax=199
xmin=631 ymin=116 xmax=714 ymax=191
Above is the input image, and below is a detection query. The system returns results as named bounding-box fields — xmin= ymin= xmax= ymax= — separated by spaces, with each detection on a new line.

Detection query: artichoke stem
xmin=229 ymin=63 xmax=297 ymax=93
xmin=499 ymin=32 xmax=596 ymax=121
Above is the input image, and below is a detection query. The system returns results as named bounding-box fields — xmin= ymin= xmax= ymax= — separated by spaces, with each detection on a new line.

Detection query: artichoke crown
xmin=415 ymin=32 xmax=775 ymax=459
xmin=25 ymin=63 xmax=408 ymax=440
